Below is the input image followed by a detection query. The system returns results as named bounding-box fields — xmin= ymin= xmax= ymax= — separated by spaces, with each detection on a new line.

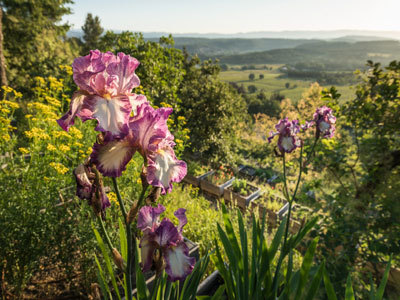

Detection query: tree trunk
xmin=0 ymin=7 xmax=7 ymax=87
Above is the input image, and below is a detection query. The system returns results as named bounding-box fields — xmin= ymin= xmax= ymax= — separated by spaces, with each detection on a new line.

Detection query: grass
xmin=219 ymin=68 xmax=355 ymax=103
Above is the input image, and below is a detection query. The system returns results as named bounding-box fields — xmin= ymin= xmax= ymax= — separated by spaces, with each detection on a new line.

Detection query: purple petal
xmin=139 ymin=233 xmax=157 ymax=272
xmin=106 ymin=52 xmax=140 ymax=94
xmin=174 ymin=208 xmax=187 ymax=233
xmin=146 ymin=145 xmax=187 ymax=194
xmin=129 ymin=103 xmax=173 ymax=156
xmin=72 ymin=50 xmax=114 ymax=94
xmin=90 ymin=134 xmax=135 ymax=177
xmin=57 ymin=91 xmax=88 ymax=131
xmin=129 ymin=94 xmax=149 ymax=116
xmin=137 ymin=204 xmax=166 ymax=233
xmin=154 ymin=218 xmax=181 ymax=248
xmin=164 ymin=242 xmax=195 ymax=282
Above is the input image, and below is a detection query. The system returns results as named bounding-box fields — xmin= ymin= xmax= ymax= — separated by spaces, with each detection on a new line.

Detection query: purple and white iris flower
xmin=313 ymin=106 xmax=336 ymax=138
xmin=90 ymin=102 xmax=187 ymax=193
xmin=268 ymin=118 xmax=301 ymax=153
xmin=137 ymin=205 xmax=195 ymax=282
xmin=57 ymin=50 xmax=146 ymax=136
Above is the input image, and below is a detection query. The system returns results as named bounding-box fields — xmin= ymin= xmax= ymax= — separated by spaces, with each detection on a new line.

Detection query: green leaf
xmin=119 ymin=218 xmax=128 ymax=260
xmin=375 ymin=255 xmax=392 ymax=300
xmin=295 ymin=237 xmax=319 ymax=299
xmin=345 ymin=275 xmax=355 ymax=300
xmin=269 ymin=216 xmax=286 ymax=262
xmin=304 ymin=261 xmax=324 ymax=300
xmin=95 ymin=254 xmax=111 ymax=300
xmin=238 ymin=210 xmax=249 ymax=299
xmin=93 ymin=226 xmax=121 ymax=300
xmin=323 ymin=267 xmax=338 ymax=300
xmin=135 ymin=242 xmax=149 ymax=300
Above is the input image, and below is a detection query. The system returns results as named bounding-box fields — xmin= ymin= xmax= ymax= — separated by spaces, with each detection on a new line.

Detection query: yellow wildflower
xmin=176 ymin=139 xmax=183 ymax=144
xmin=50 ymin=162 xmax=69 ymax=175
xmin=69 ymin=127 xmax=83 ymax=139
xmin=108 ymin=192 xmax=119 ymax=206
xmin=74 ymin=142 xmax=83 ymax=148
xmin=177 ymin=116 xmax=185 ymax=121
xmin=19 ymin=147 xmax=29 ymax=154
xmin=24 ymin=128 xmax=50 ymax=140
xmin=2 ymin=100 xmax=19 ymax=109
xmin=1 ymin=134 xmax=10 ymax=142
xmin=59 ymin=145 xmax=70 ymax=153
xmin=52 ymin=131 xmax=71 ymax=139
xmin=25 ymin=114 xmax=32 ymax=119
xmin=47 ymin=144 xmax=57 ymax=151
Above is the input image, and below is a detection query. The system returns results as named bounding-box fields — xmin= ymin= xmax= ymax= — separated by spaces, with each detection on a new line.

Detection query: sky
xmin=63 ymin=0 xmax=400 ymax=34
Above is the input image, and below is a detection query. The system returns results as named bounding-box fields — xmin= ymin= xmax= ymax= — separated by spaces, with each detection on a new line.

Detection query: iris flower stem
xmin=112 ymin=177 xmax=133 ymax=300
xmin=112 ymin=177 xmax=127 ymax=221
xmin=97 ymin=216 xmax=114 ymax=252
xmin=272 ymin=145 xmax=303 ymax=297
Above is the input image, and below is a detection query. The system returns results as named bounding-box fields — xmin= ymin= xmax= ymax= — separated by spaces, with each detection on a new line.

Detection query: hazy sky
xmin=64 ymin=0 xmax=400 ymax=33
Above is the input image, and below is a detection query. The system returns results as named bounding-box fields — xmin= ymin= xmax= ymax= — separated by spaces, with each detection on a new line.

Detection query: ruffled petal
xmin=82 ymin=95 xmax=132 ymax=136
xmin=137 ymin=204 xmax=166 ymax=233
xmin=174 ymin=208 xmax=187 ymax=233
xmin=106 ymin=52 xmax=140 ymax=94
xmin=90 ymin=134 xmax=135 ymax=177
xmin=72 ymin=50 xmax=115 ymax=94
xmin=164 ymin=242 xmax=195 ymax=282
xmin=154 ymin=218 xmax=181 ymax=248
xmin=129 ymin=103 xmax=173 ymax=156
xmin=57 ymin=91 xmax=89 ymax=131
xmin=128 ymin=94 xmax=149 ymax=116
xmin=146 ymin=145 xmax=187 ymax=194
xmin=139 ymin=233 xmax=157 ymax=272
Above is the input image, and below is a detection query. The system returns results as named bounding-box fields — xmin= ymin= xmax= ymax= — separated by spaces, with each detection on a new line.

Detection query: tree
xmin=259 ymin=74 xmax=264 ymax=80
xmin=1 ymin=0 xmax=75 ymax=90
xmin=247 ymin=85 xmax=257 ymax=93
xmin=0 ymin=7 xmax=7 ymax=86
xmin=248 ymin=73 xmax=255 ymax=81
xmin=82 ymin=13 xmax=103 ymax=54
xmin=285 ymin=82 xmax=290 ymax=89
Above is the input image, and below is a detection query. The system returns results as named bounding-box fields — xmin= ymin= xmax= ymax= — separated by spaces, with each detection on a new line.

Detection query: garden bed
xmin=183 ymin=161 xmax=212 ymax=187
xmin=251 ymin=194 xmax=288 ymax=228
xmin=223 ymin=179 xmax=260 ymax=210
xmin=200 ymin=168 xmax=235 ymax=198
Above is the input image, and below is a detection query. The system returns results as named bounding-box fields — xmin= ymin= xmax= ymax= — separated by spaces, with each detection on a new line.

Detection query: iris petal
xmin=164 ymin=242 xmax=195 ymax=282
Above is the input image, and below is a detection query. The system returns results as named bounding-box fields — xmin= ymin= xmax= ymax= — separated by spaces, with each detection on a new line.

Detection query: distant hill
xmin=67 ymin=29 xmax=400 ymax=41
xmin=146 ymin=37 xmax=322 ymax=56
xmin=216 ymin=40 xmax=400 ymax=70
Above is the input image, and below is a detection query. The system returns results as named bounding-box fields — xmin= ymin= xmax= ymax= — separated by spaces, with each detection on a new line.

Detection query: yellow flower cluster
xmin=59 ymin=65 xmax=73 ymax=76
xmin=69 ymin=127 xmax=83 ymax=139
xmin=0 ymin=88 xmax=21 ymax=147
xmin=25 ymin=128 xmax=50 ymax=140
xmin=108 ymin=192 xmax=119 ymax=206
xmin=59 ymin=145 xmax=70 ymax=153
xmin=47 ymin=144 xmax=57 ymax=151
xmin=50 ymin=162 xmax=69 ymax=175
xmin=18 ymin=147 xmax=29 ymax=154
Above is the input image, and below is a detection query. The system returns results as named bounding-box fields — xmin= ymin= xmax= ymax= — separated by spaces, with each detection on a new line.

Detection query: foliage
xmin=0 ymin=72 xmax=99 ymax=296
xmin=206 ymin=165 xmax=234 ymax=185
xmin=231 ymin=179 xmax=251 ymax=196
xmin=311 ymin=61 xmax=400 ymax=296
xmin=81 ymin=13 xmax=104 ymax=54
xmin=186 ymin=160 xmax=210 ymax=177
xmin=1 ymin=0 xmax=77 ymax=90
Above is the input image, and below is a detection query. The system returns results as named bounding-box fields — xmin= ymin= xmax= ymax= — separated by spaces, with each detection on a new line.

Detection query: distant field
xmin=219 ymin=69 xmax=355 ymax=102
